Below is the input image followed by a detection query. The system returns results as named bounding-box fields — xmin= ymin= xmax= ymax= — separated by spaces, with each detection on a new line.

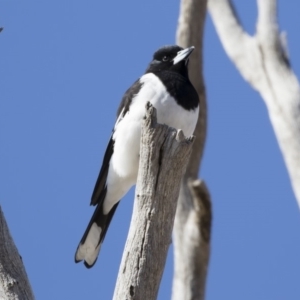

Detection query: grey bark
xmin=172 ymin=0 xmax=212 ymax=299
xmin=208 ymin=0 xmax=300 ymax=207
xmin=0 ymin=18 xmax=34 ymax=300
xmin=113 ymin=103 xmax=194 ymax=300
xmin=0 ymin=206 xmax=35 ymax=300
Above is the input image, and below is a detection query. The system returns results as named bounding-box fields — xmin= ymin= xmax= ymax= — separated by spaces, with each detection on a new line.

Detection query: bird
xmin=75 ymin=45 xmax=199 ymax=268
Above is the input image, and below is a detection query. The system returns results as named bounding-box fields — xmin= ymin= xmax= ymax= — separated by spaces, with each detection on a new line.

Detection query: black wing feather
xmin=117 ymin=79 xmax=143 ymax=117
xmin=90 ymin=136 xmax=114 ymax=205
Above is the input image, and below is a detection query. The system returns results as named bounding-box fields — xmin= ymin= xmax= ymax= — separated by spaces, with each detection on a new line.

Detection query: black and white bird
xmin=75 ymin=45 xmax=199 ymax=268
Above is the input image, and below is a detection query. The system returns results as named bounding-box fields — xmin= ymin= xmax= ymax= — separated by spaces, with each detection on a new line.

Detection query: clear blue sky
xmin=1 ymin=1 xmax=300 ymax=299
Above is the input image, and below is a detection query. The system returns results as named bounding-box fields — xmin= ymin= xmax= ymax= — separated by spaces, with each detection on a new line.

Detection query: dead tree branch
xmin=113 ymin=104 xmax=194 ymax=300
xmin=208 ymin=0 xmax=300 ymax=207
xmin=172 ymin=0 xmax=212 ymax=299
xmin=0 ymin=206 xmax=35 ymax=300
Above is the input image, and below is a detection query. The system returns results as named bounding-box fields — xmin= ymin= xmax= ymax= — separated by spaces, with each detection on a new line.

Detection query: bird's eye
xmin=162 ymin=56 xmax=169 ymax=62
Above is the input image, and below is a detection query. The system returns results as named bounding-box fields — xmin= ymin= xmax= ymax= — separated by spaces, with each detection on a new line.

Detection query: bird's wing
xmin=90 ymin=79 xmax=143 ymax=206
xmin=116 ymin=79 xmax=143 ymax=117
xmin=90 ymin=135 xmax=114 ymax=206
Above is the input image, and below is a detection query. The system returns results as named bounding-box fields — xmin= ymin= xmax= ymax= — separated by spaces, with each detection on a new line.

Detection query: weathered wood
xmin=208 ymin=0 xmax=300 ymax=207
xmin=173 ymin=0 xmax=211 ymax=299
xmin=173 ymin=181 xmax=212 ymax=300
xmin=113 ymin=103 xmax=194 ymax=300
xmin=0 ymin=206 xmax=35 ymax=300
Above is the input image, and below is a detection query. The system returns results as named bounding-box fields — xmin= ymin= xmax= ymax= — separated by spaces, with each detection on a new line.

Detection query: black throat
xmin=152 ymin=70 xmax=199 ymax=111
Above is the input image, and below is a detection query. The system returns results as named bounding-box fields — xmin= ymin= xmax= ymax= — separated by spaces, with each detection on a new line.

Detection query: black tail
xmin=75 ymin=201 xmax=119 ymax=268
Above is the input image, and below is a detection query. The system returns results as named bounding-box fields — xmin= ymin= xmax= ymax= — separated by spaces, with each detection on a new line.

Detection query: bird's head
xmin=146 ymin=45 xmax=194 ymax=76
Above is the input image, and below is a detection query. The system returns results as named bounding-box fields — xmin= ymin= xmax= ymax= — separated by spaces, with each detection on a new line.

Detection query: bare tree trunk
xmin=0 ymin=206 xmax=35 ymax=300
xmin=0 ymin=25 xmax=34 ymax=300
xmin=172 ymin=1 xmax=212 ymax=300
xmin=208 ymin=0 xmax=300 ymax=207
xmin=113 ymin=104 xmax=194 ymax=300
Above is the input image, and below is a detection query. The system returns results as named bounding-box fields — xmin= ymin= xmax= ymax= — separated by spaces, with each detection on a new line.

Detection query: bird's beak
xmin=173 ymin=46 xmax=195 ymax=65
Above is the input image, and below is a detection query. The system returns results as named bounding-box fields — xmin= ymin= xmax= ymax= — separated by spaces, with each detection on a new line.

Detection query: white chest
xmin=125 ymin=73 xmax=199 ymax=137
xmin=111 ymin=73 xmax=198 ymax=178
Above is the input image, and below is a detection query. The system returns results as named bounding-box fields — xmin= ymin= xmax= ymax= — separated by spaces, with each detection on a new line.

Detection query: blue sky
xmin=1 ymin=1 xmax=300 ymax=299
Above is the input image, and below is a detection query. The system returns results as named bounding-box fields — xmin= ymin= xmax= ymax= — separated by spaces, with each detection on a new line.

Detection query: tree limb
xmin=0 ymin=206 xmax=35 ymax=300
xmin=173 ymin=180 xmax=211 ymax=300
xmin=173 ymin=0 xmax=212 ymax=299
xmin=208 ymin=0 xmax=300 ymax=207
xmin=113 ymin=103 xmax=194 ymax=300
